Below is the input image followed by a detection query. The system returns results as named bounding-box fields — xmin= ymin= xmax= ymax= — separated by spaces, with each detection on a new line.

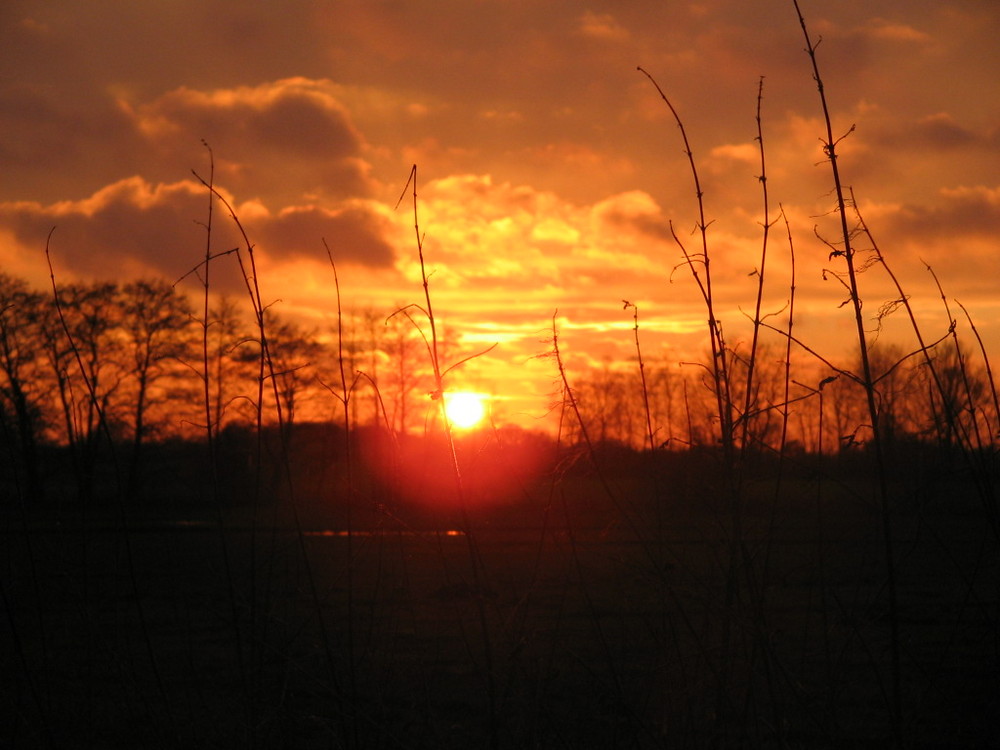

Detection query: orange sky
xmin=2 ymin=1 xmax=998 ymax=431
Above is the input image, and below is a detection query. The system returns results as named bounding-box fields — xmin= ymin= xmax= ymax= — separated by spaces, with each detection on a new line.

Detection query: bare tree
xmin=867 ymin=343 xmax=919 ymax=448
xmin=0 ymin=274 xmax=50 ymax=501
xmin=39 ymin=281 xmax=125 ymax=501
xmin=382 ymin=312 xmax=429 ymax=434
xmin=264 ymin=312 xmax=322 ymax=434
xmin=923 ymin=342 xmax=987 ymax=450
xmin=120 ymin=278 xmax=196 ymax=497
xmin=205 ymin=296 xmax=257 ymax=433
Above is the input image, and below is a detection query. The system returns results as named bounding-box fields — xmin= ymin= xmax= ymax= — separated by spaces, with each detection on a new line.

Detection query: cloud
xmin=909 ymin=113 xmax=979 ymax=149
xmin=576 ymin=11 xmax=630 ymax=42
xmin=254 ymin=202 xmax=398 ymax=267
xmin=1 ymin=179 xmax=213 ymax=281
xmin=709 ymin=143 xmax=759 ymax=165
xmin=127 ymin=78 xmax=361 ymax=158
xmin=120 ymin=78 xmax=376 ymax=203
xmin=593 ymin=191 xmax=672 ymax=242
xmin=0 ymin=177 xmax=399 ymax=290
xmin=0 ymin=86 xmax=83 ymax=167
xmin=880 ymin=186 xmax=1000 ymax=242
xmin=861 ymin=18 xmax=931 ymax=44
xmin=0 ymin=83 xmax=142 ymax=202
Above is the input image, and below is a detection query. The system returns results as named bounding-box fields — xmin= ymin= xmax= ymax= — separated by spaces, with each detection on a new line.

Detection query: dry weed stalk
xmin=792 ymin=1 xmax=902 ymax=742
xmin=623 ymin=300 xmax=656 ymax=451
xmin=638 ymin=63 xmax=762 ymax=739
xmin=638 ymin=66 xmax=735 ymax=460
xmin=44 ymin=228 xmax=177 ymax=741
xmin=395 ymin=164 xmax=500 ymax=750
xmin=191 ymin=161 xmax=355 ymax=746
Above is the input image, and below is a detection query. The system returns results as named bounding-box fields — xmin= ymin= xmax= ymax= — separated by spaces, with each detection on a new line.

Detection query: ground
xmin=3 ymin=470 xmax=999 ymax=748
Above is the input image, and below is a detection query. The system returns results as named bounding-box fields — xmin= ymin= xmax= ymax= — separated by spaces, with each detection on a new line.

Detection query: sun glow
xmin=443 ymin=391 xmax=488 ymax=429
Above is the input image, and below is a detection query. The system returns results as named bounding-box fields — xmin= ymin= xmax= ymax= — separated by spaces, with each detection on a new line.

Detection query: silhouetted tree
xmin=265 ymin=312 xmax=322 ymax=434
xmin=120 ymin=278 xmax=196 ymax=497
xmin=0 ymin=274 xmax=49 ymax=501
xmin=383 ymin=312 xmax=428 ymax=434
xmin=866 ymin=343 xmax=920 ymax=449
xmin=206 ymin=296 xmax=257 ymax=433
xmin=647 ymin=356 xmax=682 ymax=448
xmin=924 ymin=342 xmax=987 ymax=451
xmin=35 ymin=281 xmax=126 ymax=501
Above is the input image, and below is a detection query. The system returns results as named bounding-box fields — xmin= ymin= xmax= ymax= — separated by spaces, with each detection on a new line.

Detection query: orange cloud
xmin=576 ymin=11 xmax=630 ymax=42
xmin=119 ymin=78 xmax=376 ymax=204
xmin=0 ymin=177 xmax=399 ymax=292
xmin=881 ymin=186 xmax=1000 ymax=242
xmin=862 ymin=18 xmax=931 ymax=43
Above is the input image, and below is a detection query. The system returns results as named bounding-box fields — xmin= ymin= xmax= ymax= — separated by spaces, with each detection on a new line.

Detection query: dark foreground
xmin=3 ymin=478 xmax=999 ymax=749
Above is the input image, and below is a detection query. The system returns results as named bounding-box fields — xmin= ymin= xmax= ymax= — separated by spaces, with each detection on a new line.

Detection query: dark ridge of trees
xmin=0 ymin=274 xmax=48 ymax=502
xmin=565 ymin=340 xmax=996 ymax=459
xmin=1 ymin=269 xmax=998 ymax=511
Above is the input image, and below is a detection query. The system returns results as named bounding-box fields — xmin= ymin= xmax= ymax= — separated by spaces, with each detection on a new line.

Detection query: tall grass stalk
xmin=637 ymin=67 xmax=734 ymax=460
xmin=792 ymin=1 xmax=902 ymax=742
xmin=396 ymin=164 xmax=499 ymax=750
xmin=192 ymin=171 xmax=353 ymax=745
xmin=549 ymin=310 xmax=726 ymax=739
xmin=927 ymin=264 xmax=986 ymax=448
xmin=958 ymin=300 xmax=1000 ymax=448
xmin=852 ymin=195 xmax=996 ymax=531
xmin=744 ymin=84 xmax=796 ymax=729
xmin=924 ymin=263 xmax=986 ymax=456
xmin=777 ymin=205 xmax=797 ymax=469
xmin=741 ymin=76 xmax=776 ymax=457
xmin=189 ymin=142 xmax=253 ymax=739
xmin=323 ymin=237 xmax=362 ymax=748
xmin=549 ymin=312 xmax=654 ymax=550
xmin=925 ymin=263 xmax=999 ymax=536
xmin=624 ymin=301 xmax=656 ymax=451
xmin=638 ymin=64 xmax=757 ymax=740
xmin=44 ymin=228 xmax=176 ymax=742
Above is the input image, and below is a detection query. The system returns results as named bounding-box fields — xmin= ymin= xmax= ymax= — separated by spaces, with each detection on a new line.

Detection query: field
xmin=4 ymin=459 xmax=998 ymax=749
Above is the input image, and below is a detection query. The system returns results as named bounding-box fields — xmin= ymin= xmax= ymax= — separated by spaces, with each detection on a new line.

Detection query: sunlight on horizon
xmin=444 ymin=391 xmax=489 ymax=429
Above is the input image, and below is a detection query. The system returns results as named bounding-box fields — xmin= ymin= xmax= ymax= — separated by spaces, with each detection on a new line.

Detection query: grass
xmin=5 ymin=465 xmax=996 ymax=747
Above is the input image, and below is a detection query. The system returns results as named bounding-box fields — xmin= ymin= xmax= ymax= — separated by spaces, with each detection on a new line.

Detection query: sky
xmin=2 ymin=0 xmax=998 ymax=430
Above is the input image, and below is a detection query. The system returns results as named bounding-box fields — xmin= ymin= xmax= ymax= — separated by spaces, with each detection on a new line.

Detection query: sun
xmin=443 ymin=391 xmax=488 ymax=429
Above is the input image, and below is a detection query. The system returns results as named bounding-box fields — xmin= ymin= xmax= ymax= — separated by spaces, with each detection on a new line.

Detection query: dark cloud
xmin=255 ymin=204 xmax=397 ymax=268
xmin=1 ymin=2 xmax=328 ymax=101
xmin=880 ymin=187 xmax=1000 ymax=242
xmin=593 ymin=192 xmax=672 ymax=242
xmin=0 ymin=178 xmax=398 ymax=291
xmin=3 ymin=0 xmax=994 ymax=213
xmin=910 ymin=113 xmax=979 ymax=149
xmin=131 ymin=80 xmax=363 ymax=162
xmin=124 ymin=79 xmax=376 ymax=203
xmin=1 ymin=179 xmax=213 ymax=281
xmin=870 ymin=112 xmax=983 ymax=154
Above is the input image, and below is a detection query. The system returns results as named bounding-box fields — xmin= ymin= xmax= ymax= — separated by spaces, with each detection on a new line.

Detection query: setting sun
xmin=443 ymin=391 xmax=488 ymax=429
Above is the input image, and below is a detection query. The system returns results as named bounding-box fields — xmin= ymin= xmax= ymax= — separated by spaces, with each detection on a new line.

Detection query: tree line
xmin=0 ymin=271 xmax=463 ymax=503
xmin=2 ymin=269 xmax=995 ymax=504
xmin=565 ymin=340 xmax=994 ymax=460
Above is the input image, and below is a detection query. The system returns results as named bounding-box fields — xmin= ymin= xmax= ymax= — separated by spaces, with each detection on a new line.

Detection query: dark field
xmin=3 ymin=473 xmax=999 ymax=749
